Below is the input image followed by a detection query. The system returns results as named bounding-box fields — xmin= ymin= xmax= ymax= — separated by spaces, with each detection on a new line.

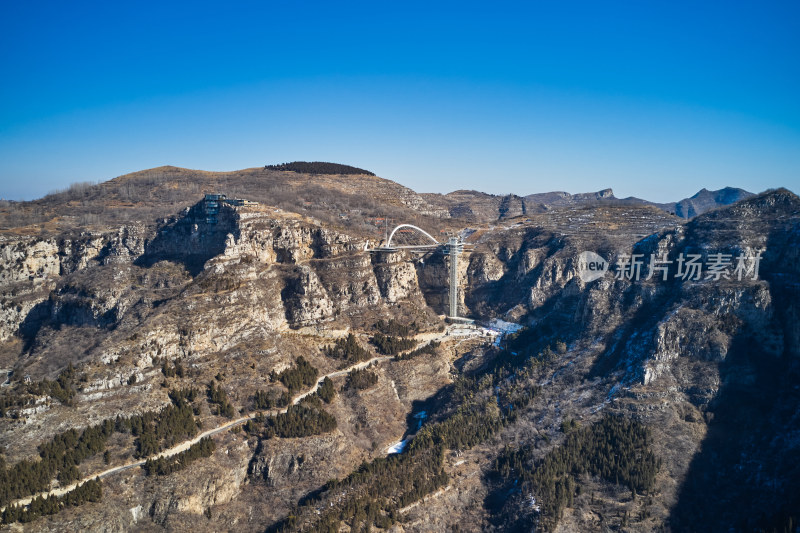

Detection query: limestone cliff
xmin=1 ymin=186 xmax=798 ymax=533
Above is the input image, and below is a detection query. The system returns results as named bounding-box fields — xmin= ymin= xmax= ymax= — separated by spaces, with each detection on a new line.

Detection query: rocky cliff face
xmin=3 ymin=188 xmax=788 ymax=390
xmin=1 ymin=185 xmax=797 ymax=533
xmin=0 ymin=226 xmax=149 ymax=343
xmin=371 ymin=251 xmax=425 ymax=303
xmin=453 ymin=190 xmax=797 ymax=387
xmin=423 ymin=188 xmax=624 ymax=221
xmin=374 ymin=189 xmax=798 ymax=533
xmin=1 ymin=199 xmax=445 ymax=379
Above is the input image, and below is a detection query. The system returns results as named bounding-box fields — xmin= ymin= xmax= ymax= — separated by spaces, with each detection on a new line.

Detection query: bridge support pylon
xmin=446 ymin=237 xmax=464 ymax=319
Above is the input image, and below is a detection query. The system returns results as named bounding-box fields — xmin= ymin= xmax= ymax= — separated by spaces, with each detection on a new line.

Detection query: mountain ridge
xmin=0 ymin=173 xmax=797 ymax=531
xmin=1 ymin=163 xmax=759 ymax=237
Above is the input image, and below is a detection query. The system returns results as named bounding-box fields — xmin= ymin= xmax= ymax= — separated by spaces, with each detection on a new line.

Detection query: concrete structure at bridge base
xmin=445 ymin=316 xmax=475 ymax=325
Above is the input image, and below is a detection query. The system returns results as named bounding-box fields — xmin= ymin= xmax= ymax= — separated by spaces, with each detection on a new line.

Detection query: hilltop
xmin=263 ymin=161 xmax=376 ymax=175
xmin=0 ymin=164 xmax=450 ymax=239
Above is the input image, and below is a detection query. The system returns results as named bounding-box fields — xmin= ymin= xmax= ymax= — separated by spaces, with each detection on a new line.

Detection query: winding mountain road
xmin=3 ymin=328 xmax=474 ymax=510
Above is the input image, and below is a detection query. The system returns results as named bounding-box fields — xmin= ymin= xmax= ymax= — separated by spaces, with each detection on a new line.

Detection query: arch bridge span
xmin=376 ymin=223 xmax=469 ymax=319
xmin=386 ymin=224 xmax=440 ymax=248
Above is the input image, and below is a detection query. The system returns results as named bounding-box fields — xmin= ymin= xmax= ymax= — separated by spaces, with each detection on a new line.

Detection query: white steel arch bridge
xmin=385 ymin=223 xmax=441 ymax=249
xmin=373 ymin=224 xmax=470 ymax=319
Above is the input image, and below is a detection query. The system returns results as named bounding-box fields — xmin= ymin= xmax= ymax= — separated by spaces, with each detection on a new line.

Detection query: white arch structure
xmin=386 ymin=224 xmax=440 ymax=248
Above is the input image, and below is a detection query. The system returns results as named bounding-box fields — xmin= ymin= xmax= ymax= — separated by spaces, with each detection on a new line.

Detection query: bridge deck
xmin=371 ymin=244 xmax=441 ymax=252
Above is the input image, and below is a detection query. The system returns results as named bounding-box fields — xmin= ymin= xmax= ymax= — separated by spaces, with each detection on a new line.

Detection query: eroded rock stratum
xmin=0 ymin=178 xmax=797 ymax=532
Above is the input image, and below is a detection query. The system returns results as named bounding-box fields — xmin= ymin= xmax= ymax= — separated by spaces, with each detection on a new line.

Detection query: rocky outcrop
xmin=642 ymin=281 xmax=778 ymax=386
xmin=282 ymin=265 xmax=336 ymax=326
xmin=607 ymin=191 xmax=798 ymax=389
xmin=0 ymin=238 xmax=61 ymax=286
xmin=3 ymin=198 xmax=449 ymax=391
xmin=0 ymin=234 xmax=102 ymax=341
xmin=498 ymin=194 xmax=526 ymax=219
xmin=371 ymin=251 xmax=424 ymax=303
xmin=0 ymin=223 xmax=157 ymax=340
xmin=150 ymin=440 xmax=250 ymax=522
xmin=466 ymin=249 xmax=505 ymax=286
xmin=315 ymin=254 xmax=382 ymax=312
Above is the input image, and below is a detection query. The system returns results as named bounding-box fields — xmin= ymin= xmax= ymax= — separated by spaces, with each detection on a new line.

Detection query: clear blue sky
xmin=1 ymin=1 xmax=798 ymax=201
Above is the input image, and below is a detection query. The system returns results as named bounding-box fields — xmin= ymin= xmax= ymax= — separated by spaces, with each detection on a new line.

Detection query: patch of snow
xmin=385 ymin=438 xmax=411 ymax=455
xmin=488 ymin=319 xmax=523 ymax=335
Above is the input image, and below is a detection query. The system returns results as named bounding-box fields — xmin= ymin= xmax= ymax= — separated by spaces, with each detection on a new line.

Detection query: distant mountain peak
xmin=671 ymin=186 xmax=754 ymax=218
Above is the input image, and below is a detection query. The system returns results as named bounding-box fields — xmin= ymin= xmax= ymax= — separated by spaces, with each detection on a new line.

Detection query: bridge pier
xmin=447 ymin=237 xmax=463 ymax=319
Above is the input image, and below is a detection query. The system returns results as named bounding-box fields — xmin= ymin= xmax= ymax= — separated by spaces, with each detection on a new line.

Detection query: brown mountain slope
xmin=0 ymin=165 xmax=450 ymax=239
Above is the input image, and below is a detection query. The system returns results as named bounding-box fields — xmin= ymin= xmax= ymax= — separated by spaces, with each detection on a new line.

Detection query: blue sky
xmin=1 ymin=1 xmax=798 ymax=201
